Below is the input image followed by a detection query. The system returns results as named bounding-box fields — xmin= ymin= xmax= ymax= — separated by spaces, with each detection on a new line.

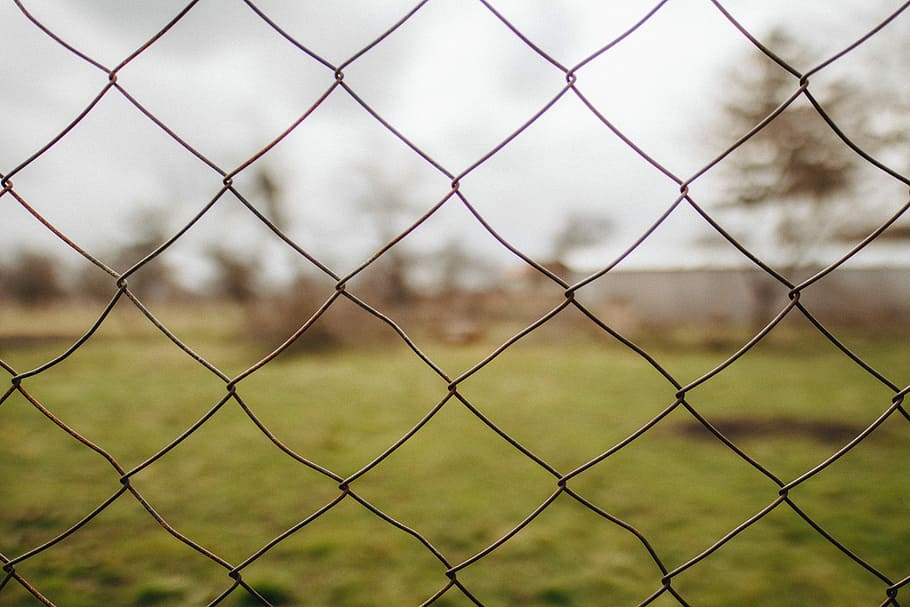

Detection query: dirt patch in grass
xmin=673 ymin=415 xmax=865 ymax=445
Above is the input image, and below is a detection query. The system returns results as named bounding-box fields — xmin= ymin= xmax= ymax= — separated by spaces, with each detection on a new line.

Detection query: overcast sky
xmin=1 ymin=1 xmax=908 ymax=286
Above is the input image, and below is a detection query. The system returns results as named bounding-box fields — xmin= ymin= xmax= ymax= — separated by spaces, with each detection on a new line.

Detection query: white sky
xmin=1 ymin=0 xmax=908 ymax=286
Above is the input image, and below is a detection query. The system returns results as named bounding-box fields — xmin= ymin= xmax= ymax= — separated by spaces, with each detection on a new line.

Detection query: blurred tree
xmin=77 ymin=207 xmax=182 ymax=301
xmin=255 ymin=166 xmax=290 ymax=233
xmin=352 ymin=165 xmax=417 ymax=305
xmin=713 ymin=29 xmax=867 ymax=327
xmin=433 ymin=238 xmax=498 ymax=295
xmin=716 ymin=28 xmax=860 ymax=270
xmin=118 ymin=208 xmax=184 ymax=300
xmin=207 ymin=246 xmax=260 ymax=303
xmin=855 ymin=3 xmax=910 ymax=176
xmin=207 ymin=166 xmax=288 ymax=304
xmin=551 ymin=209 xmax=613 ymax=267
xmin=1 ymin=250 xmax=66 ymax=305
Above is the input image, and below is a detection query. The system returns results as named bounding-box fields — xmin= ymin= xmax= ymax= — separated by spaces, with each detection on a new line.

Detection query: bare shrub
xmin=243 ymin=274 xmax=403 ymax=355
xmin=1 ymin=250 xmax=66 ymax=305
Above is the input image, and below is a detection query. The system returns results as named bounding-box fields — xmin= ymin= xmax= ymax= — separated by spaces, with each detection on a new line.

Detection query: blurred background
xmin=1 ymin=0 xmax=909 ymax=344
xmin=3 ymin=4 xmax=910 ymax=606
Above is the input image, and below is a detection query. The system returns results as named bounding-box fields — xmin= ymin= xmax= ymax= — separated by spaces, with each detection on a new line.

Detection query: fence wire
xmin=2 ymin=1 xmax=910 ymax=606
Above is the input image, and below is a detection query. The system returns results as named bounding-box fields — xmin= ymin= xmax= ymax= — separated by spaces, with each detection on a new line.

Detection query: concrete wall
xmin=572 ymin=267 xmax=910 ymax=327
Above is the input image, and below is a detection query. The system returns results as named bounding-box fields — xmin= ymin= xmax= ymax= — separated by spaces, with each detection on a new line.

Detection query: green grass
xmin=1 ymin=302 xmax=909 ymax=606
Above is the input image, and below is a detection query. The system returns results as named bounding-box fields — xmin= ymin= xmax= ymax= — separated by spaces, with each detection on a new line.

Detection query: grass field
xmin=1 ymin=301 xmax=908 ymax=606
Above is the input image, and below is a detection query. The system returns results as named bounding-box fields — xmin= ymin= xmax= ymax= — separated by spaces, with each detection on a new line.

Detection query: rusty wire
xmin=2 ymin=1 xmax=910 ymax=606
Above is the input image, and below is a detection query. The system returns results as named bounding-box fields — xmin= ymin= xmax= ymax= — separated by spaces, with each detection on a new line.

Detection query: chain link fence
xmin=2 ymin=1 xmax=909 ymax=605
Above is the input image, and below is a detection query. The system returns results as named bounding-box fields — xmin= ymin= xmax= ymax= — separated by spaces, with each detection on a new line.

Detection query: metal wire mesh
xmin=2 ymin=1 xmax=909 ymax=606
